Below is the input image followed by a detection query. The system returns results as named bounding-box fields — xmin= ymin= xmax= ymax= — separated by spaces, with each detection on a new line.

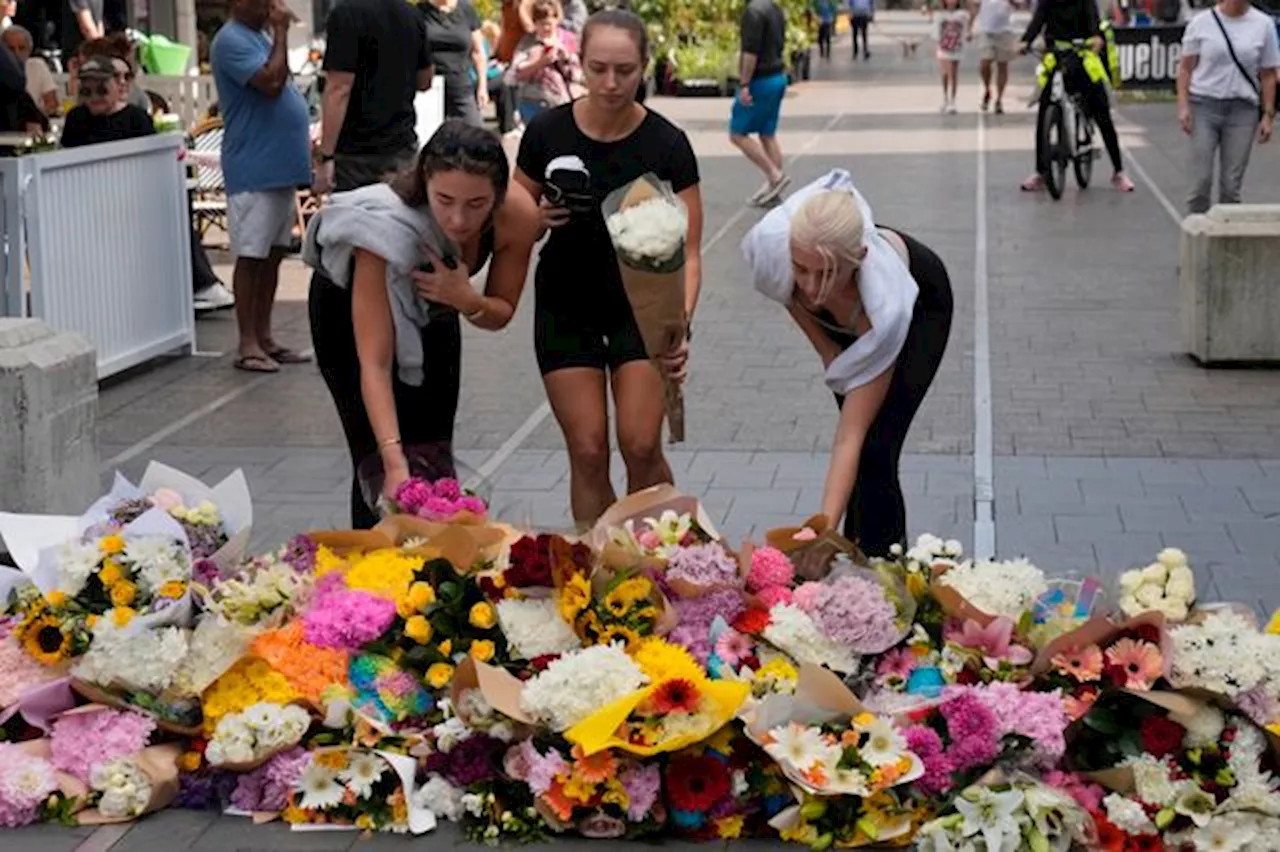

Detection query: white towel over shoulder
xmin=740 ymin=168 xmax=919 ymax=396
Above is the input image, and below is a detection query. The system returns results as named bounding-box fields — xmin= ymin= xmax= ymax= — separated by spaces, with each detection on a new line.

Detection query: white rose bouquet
xmin=91 ymin=758 xmax=152 ymax=819
xmin=603 ymin=173 xmax=690 ymax=442
xmin=1118 ymin=548 xmax=1195 ymax=622
xmin=206 ymin=702 xmax=312 ymax=768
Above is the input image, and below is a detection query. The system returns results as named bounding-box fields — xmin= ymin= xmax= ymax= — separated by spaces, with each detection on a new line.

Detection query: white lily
xmin=954 ymin=787 xmax=1025 ymax=852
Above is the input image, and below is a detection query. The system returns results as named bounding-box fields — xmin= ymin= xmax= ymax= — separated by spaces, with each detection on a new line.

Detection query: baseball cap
xmin=78 ymin=56 xmax=117 ymax=78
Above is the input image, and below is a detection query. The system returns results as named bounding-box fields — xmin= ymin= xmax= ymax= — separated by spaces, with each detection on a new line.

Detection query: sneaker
xmin=755 ymin=174 xmax=792 ymax=206
xmin=194 ymin=282 xmax=235 ymax=312
xmin=1111 ymin=173 xmax=1135 ymax=193
xmin=946 ymin=101 xmax=958 ymax=115
xmin=981 ymin=92 xmax=991 ymax=112
xmin=994 ymin=100 xmax=1004 ymax=114
xmin=941 ymin=101 xmax=950 ymax=113
xmin=1020 ymin=173 xmax=1045 ymax=192
xmin=749 ymin=180 xmax=773 ymax=204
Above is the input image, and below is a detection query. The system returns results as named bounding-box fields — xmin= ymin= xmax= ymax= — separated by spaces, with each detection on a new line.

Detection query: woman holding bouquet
xmin=743 ymin=172 xmax=953 ymax=557
xmin=306 ymin=120 xmax=542 ymax=528
xmin=513 ymin=9 xmax=705 ymax=529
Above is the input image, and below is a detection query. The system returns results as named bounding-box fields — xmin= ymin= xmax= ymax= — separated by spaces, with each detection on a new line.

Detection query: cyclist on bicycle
xmin=1018 ymin=0 xmax=1135 ymax=192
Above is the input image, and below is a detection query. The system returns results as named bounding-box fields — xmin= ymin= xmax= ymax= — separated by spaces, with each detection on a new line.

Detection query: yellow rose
xmin=46 ymin=591 xmax=67 ymax=608
xmin=405 ymin=615 xmax=433 ymax=644
xmin=98 ymin=560 xmax=124 ymax=588
xmin=469 ymin=601 xmax=497 ymax=630
xmin=158 ymin=580 xmax=186 ymax=599
xmin=282 ymin=804 xmax=309 ymax=824
xmin=426 ymin=662 xmax=455 ymax=689
xmin=470 ymin=640 xmax=495 ymax=663
xmin=110 ymin=581 xmax=137 ymax=607
xmin=437 ymin=639 xmax=452 ymax=657
xmin=111 ymin=607 xmax=136 ymax=628
xmin=408 ymin=581 xmax=436 ymax=611
xmin=86 ymin=614 xmax=99 ymax=628
xmin=99 ymin=535 xmax=125 ymax=555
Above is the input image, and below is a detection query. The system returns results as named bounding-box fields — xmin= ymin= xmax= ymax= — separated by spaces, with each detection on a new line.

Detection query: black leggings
xmin=833 ymin=231 xmax=953 ymax=558
xmin=1037 ymin=55 xmax=1124 ymax=175
xmin=851 ymin=16 xmax=871 ymax=57
xmin=308 ymin=271 xmax=462 ymax=529
xmin=818 ymin=21 xmax=833 ymax=58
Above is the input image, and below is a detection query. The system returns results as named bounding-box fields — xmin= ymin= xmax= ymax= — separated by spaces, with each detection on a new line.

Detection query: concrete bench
xmin=1181 ymin=204 xmax=1280 ymax=365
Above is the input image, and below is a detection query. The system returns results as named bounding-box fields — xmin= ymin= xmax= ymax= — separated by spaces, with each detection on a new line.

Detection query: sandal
xmin=234 ymin=354 xmax=280 ymax=373
xmin=265 ymin=347 xmax=312 ymax=364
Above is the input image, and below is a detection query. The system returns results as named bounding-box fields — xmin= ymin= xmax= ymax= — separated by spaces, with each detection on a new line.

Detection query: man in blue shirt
xmin=814 ymin=0 xmax=837 ymax=59
xmin=849 ymin=0 xmax=874 ymax=60
xmin=211 ymin=0 xmax=313 ymax=373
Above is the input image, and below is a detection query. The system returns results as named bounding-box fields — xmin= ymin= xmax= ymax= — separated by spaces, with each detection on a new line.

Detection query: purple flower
xmin=427 ymin=734 xmax=504 ymax=788
xmin=944 ymin=683 xmax=1067 ymax=765
xmin=667 ymin=543 xmax=740 ymax=591
xmin=797 ymin=575 xmax=901 ymax=654
xmin=175 ymin=770 xmax=236 ymax=810
xmin=457 ymin=496 xmax=487 ymax=517
xmin=230 ymin=747 xmax=309 ymax=812
xmin=432 ymin=478 xmax=463 ymax=501
xmin=192 ymin=558 xmax=222 ymax=587
xmin=282 ymin=535 xmax=318 ymax=574
xmin=523 ymin=742 xmax=568 ymax=796
xmin=50 ymin=707 xmax=157 ymax=785
xmin=669 ymin=590 xmax=746 ymax=664
xmin=619 ymin=762 xmax=661 ymax=822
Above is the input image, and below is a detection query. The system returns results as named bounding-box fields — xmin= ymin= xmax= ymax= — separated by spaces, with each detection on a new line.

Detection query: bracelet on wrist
xmin=377 ymin=436 xmax=402 ymax=450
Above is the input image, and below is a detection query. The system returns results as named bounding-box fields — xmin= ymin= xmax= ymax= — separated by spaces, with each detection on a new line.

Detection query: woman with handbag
xmin=1176 ymin=0 xmax=1279 ymax=214
xmin=511 ymin=0 xmax=586 ymax=123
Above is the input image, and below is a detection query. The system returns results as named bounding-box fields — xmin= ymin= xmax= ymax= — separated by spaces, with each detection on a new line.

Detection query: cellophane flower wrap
xmin=285 ymin=748 xmax=414 ymax=832
xmin=602 ymin=174 xmax=689 ymax=441
xmin=391 ymin=476 xmax=488 ymax=523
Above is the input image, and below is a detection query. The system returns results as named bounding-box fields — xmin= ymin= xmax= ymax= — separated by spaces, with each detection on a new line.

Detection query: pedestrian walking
xmin=306 ymin=120 xmax=541 ymax=526
xmin=314 ymin=0 xmax=434 ymax=195
xmin=513 ymin=9 xmax=703 ymax=529
xmin=420 ymin=0 xmax=490 ymax=127
xmin=849 ymin=0 xmax=873 ymax=60
xmin=814 ymin=0 xmax=836 ymax=60
xmin=731 ymin=0 xmax=790 ymax=206
xmin=935 ymin=0 xmax=967 ymax=113
xmin=969 ymin=0 xmax=1018 ymax=113
xmin=743 ymin=172 xmax=953 ymax=558
xmin=211 ymin=0 xmax=313 ymax=373
xmin=1176 ymin=0 xmax=1279 ymax=214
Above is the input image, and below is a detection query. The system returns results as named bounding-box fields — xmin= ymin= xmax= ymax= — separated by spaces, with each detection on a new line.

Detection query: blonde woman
xmin=743 ymin=171 xmax=953 ymax=557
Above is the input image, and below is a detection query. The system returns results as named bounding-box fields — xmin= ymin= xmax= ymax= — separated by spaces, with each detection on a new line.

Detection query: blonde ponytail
xmin=789 ymin=190 xmax=869 ymax=303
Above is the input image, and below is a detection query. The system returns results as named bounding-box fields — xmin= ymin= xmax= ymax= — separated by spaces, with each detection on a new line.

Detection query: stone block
xmin=0 ymin=319 xmax=98 ymax=518
xmin=1180 ymin=205 xmax=1280 ymax=363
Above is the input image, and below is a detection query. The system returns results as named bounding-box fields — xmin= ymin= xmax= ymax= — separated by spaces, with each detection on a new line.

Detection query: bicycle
xmin=1030 ymin=39 xmax=1100 ymax=200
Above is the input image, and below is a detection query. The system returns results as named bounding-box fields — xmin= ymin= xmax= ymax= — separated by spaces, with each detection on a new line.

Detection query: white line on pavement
xmin=1124 ymin=147 xmax=1182 ymax=226
xmin=101 ymin=348 xmax=316 ymax=473
xmin=973 ymin=114 xmax=996 ymax=560
xmin=465 ymin=108 xmax=849 ymax=489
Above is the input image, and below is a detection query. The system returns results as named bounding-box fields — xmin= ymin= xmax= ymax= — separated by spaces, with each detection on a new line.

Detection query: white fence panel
xmin=19 ymin=134 xmax=194 ymax=379
xmin=1 ymin=158 xmax=25 ymax=317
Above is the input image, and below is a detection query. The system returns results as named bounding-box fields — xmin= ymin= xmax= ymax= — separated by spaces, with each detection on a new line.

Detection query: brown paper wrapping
xmin=309 ymin=515 xmax=509 ymax=574
xmin=75 ymin=742 xmax=184 ymax=825
xmin=453 ymin=656 xmax=534 ymax=725
xmin=764 ymin=515 xmax=866 ymax=582
xmin=585 ymin=484 xmax=721 ymax=553
xmin=611 ymin=178 xmax=688 ymax=443
xmin=69 ymin=680 xmax=203 ymax=738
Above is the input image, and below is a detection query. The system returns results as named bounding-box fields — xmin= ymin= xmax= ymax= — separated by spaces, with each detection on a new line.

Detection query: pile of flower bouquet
xmin=6 ymin=472 xmax=1280 ymax=851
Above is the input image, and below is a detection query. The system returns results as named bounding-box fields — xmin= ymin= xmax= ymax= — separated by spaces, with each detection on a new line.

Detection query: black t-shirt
xmin=419 ymin=0 xmax=480 ymax=92
xmin=324 ymin=0 xmax=433 ymax=157
xmin=61 ymin=0 xmax=105 ymax=57
xmin=59 ymin=104 xmax=155 ymax=147
xmin=516 ymin=103 xmax=700 ymax=316
xmin=741 ymin=0 xmax=787 ymax=78
xmin=1022 ymin=0 xmax=1101 ymax=45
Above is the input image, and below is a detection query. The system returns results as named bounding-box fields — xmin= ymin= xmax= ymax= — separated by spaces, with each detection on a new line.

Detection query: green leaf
xmin=1083 ymin=708 xmax=1120 ymax=735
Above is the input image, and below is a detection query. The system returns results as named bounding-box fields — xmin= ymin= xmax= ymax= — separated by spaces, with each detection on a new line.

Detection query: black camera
xmin=544 ymin=161 xmax=597 ymax=215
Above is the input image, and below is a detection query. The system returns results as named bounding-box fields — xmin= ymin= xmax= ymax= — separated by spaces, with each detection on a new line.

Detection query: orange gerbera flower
xmin=648 ymin=678 xmax=702 ymax=715
xmin=1051 ymin=645 xmax=1104 ymax=683
xmin=1104 ymin=638 xmax=1163 ymax=690
xmin=542 ymin=779 xmax=577 ymax=822
xmin=571 ymin=746 xmax=617 ymax=784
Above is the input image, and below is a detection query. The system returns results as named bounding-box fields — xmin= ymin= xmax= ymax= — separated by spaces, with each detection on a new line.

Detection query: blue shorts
xmin=729 ymin=72 xmax=788 ymax=137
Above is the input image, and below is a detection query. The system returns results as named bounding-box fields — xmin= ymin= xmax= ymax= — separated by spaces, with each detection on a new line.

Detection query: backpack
xmin=1153 ymin=0 xmax=1181 ymax=24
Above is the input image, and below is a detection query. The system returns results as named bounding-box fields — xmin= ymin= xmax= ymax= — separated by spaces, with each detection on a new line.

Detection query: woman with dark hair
xmin=305 ymin=119 xmax=541 ymax=527
xmin=514 ymin=8 xmax=704 ymax=529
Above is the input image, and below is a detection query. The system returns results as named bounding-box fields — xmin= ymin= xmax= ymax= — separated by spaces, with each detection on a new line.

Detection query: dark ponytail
xmin=389 ymin=119 xmax=510 ymax=208
xmin=579 ymin=8 xmax=650 ymax=63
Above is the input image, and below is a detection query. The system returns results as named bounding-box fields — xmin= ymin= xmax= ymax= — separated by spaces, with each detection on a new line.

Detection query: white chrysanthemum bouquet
xmin=1118 ymin=548 xmax=1195 ymax=622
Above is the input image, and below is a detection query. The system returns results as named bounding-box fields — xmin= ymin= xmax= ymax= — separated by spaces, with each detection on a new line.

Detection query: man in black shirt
xmin=731 ymin=0 xmax=790 ymax=207
xmin=1019 ymin=0 xmax=1134 ymax=192
xmin=314 ymin=0 xmax=436 ymax=194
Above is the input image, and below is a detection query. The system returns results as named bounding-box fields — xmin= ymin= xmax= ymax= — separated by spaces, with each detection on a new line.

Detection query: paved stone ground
xmin=11 ymin=13 xmax=1280 ymax=850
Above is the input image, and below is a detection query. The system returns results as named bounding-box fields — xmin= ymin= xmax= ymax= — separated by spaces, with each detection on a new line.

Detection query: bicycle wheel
xmin=1073 ymin=111 xmax=1094 ymax=189
xmin=1038 ymin=100 xmax=1068 ymax=200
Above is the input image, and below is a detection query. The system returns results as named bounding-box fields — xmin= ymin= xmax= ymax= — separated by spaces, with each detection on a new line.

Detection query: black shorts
xmin=534 ymin=301 xmax=650 ymax=375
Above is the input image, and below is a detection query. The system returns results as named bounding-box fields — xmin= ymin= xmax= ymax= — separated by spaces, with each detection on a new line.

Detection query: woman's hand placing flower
xmin=413 ymin=249 xmax=480 ymax=314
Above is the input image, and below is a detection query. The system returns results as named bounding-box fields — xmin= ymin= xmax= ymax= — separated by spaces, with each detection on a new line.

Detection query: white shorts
xmin=228 ymin=188 xmax=297 ymax=260
xmin=979 ymin=31 xmax=1018 ymax=63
